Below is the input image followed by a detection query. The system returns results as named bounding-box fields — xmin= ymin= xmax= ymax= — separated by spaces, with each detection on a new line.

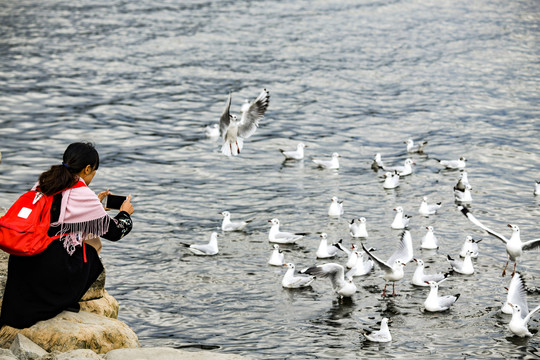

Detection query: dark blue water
xmin=1 ymin=0 xmax=539 ymax=358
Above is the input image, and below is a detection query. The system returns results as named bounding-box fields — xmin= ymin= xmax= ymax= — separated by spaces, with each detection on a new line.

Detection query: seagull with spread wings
xmin=218 ymin=89 xmax=270 ymax=156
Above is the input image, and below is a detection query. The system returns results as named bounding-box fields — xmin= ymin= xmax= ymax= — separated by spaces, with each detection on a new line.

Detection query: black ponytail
xmin=38 ymin=142 xmax=100 ymax=196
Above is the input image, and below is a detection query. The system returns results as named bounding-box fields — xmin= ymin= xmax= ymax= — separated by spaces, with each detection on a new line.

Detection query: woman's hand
xmin=120 ymin=194 xmax=134 ymax=215
xmin=97 ymin=189 xmax=112 ymax=210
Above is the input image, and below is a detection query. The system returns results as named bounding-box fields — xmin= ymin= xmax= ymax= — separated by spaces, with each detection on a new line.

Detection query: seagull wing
xmin=219 ymin=92 xmax=232 ymax=138
xmin=302 ymin=263 xmax=345 ymax=290
xmin=459 ymin=207 xmax=508 ymax=244
xmin=508 ymin=273 xmax=529 ymax=318
xmin=523 ymin=304 xmax=540 ymax=325
xmin=521 ymin=238 xmax=540 ymax=251
xmin=237 ymin=89 xmax=270 ymax=138
xmin=362 ymin=243 xmax=392 ymax=273
xmin=387 ymin=231 xmax=413 ymax=265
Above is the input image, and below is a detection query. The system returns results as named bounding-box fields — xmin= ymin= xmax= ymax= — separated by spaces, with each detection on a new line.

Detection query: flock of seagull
xmin=196 ymin=89 xmax=539 ymax=343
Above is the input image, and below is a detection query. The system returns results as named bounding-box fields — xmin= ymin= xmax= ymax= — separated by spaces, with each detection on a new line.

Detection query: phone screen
xmin=105 ymin=194 xmax=127 ymax=210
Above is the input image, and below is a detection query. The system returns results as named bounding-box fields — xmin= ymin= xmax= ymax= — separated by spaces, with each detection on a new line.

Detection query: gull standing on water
xmin=535 ymin=180 xmax=540 ymax=196
xmin=459 ymin=235 xmax=481 ymax=258
xmin=316 ymin=233 xmax=343 ymax=259
xmin=454 ymin=184 xmax=473 ymax=203
xmin=346 ymin=251 xmax=374 ymax=277
xmin=391 ymin=206 xmax=411 ymax=229
xmin=349 ymin=217 xmax=368 ymax=238
xmin=383 ymin=171 xmax=400 ymax=189
xmin=418 ymin=196 xmax=442 ymax=216
xmin=300 ymin=263 xmax=357 ymax=298
xmin=508 ymin=302 xmax=540 ymax=337
xmin=312 ymin=152 xmax=340 ymax=170
xmin=421 ymin=226 xmax=439 ymax=250
xmin=502 ymin=272 xmax=528 ymax=315
xmin=460 ymin=207 xmax=540 ymax=276
xmin=447 ymin=251 xmax=474 ymax=275
xmin=371 ymin=153 xmax=384 ymax=171
xmin=328 ymin=196 xmax=344 ymax=217
xmin=423 ymin=279 xmax=460 ymax=312
xmin=181 ymin=232 xmax=219 ymax=256
xmin=383 ymin=158 xmax=415 ymax=176
xmin=437 ymin=156 xmax=467 ymax=169
xmin=282 ymin=263 xmax=314 ymax=288
xmin=362 ymin=318 xmax=392 ymax=343
xmin=280 ymin=143 xmax=306 ymax=160
xmin=454 ymin=172 xmax=472 ymax=192
xmin=405 ymin=139 xmax=428 ymax=153
xmin=268 ymin=244 xmax=285 ymax=266
xmin=268 ymin=218 xmax=306 ymax=244
xmin=220 ymin=211 xmax=252 ymax=232
xmin=411 ymin=258 xmax=448 ymax=287
xmin=218 ymin=89 xmax=270 ymax=156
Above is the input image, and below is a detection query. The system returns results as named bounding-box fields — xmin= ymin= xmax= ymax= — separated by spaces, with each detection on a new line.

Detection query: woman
xmin=0 ymin=142 xmax=134 ymax=329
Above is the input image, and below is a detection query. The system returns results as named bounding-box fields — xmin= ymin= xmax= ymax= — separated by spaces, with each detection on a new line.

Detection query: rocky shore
xmin=0 ymin=215 xmax=249 ymax=360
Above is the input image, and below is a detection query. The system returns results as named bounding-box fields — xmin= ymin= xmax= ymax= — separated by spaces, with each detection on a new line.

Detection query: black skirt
xmin=0 ymin=239 xmax=103 ymax=329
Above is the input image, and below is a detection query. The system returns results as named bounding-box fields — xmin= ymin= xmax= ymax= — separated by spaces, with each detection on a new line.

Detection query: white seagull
xmin=218 ymin=89 xmax=270 ymax=156
xmin=383 ymin=171 xmax=400 ymax=189
xmin=383 ymin=158 xmax=415 ymax=176
xmin=345 ymin=244 xmax=358 ymax=268
xmin=328 ymin=196 xmax=344 ymax=217
xmin=346 ymin=251 xmax=374 ymax=277
xmin=371 ymin=153 xmax=384 ymax=171
xmin=182 ymin=232 xmax=219 ymax=256
xmin=437 ymin=156 xmax=467 ymax=169
xmin=300 ymin=263 xmax=357 ymax=298
xmin=268 ymin=218 xmax=306 ymax=244
xmin=454 ymin=171 xmax=472 ymax=192
xmin=411 ymin=258 xmax=448 ymax=286
xmin=502 ymin=272 xmax=528 ymax=315
xmin=349 ymin=217 xmax=368 ymax=238
xmin=280 ymin=143 xmax=306 ymax=160
xmin=418 ymin=196 xmax=442 ymax=216
xmin=205 ymin=123 xmax=220 ymax=138
xmin=391 ymin=206 xmax=411 ymax=229
xmin=460 ymin=206 xmax=540 ymax=277
xmin=268 ymin=244 xmax=285 ymax=266
xmin=220 ymin=211 xmax=252 ymax=232
xmin=312 ymin=152 xmax=340 ymax=170
xmin=535 ymin=181 xmax=540 ymax=196
xmin=424 ymin=279 xmax=460 ymax=312
xmin=362 ymin=318 xmax=392 ymax=343
xmin=405 ymin=139 xmax=428 ymax=153
xmin=454 ymin=184 xmax=473 ymax=203
xmin=447 ymin=251 xmax=474 ymax=275
xmin=508 ymin=302 xmax=540 ymax=337
xmin=459 ymin=235 xmax=481 ymax=258
xmin=421 ymin=226 xmax=439 ymax=250
xmin=362 ymin=231 xmax=413 ymax=296
xmin=282 ymin=263 xmax=315 ymax=288
xmin=316 ymin=233 xmax=343 ymax=259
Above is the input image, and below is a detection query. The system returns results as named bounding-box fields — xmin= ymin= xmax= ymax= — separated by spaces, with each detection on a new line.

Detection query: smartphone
xmin=105 ymin=194 xmax=127 ymax=210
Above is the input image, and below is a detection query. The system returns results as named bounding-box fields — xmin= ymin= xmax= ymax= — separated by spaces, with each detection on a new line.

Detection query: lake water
xmin=1 ymin=0 xmax=539 ymax=358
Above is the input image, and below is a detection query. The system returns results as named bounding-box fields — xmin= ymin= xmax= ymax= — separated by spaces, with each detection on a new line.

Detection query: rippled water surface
xmin=1 ymin=0 xmax=540 ymax=358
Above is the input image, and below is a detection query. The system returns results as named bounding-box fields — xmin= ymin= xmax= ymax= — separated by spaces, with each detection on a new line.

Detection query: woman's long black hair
xmin=38 ymin=142 xmax=100 ymax=196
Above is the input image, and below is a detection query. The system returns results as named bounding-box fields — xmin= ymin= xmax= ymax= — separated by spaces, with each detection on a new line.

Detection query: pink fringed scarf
xmin=33 ymin=178 xmax=111 ymax=255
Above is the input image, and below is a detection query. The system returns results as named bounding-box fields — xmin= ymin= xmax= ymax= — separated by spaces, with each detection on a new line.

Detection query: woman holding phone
xmin=0 ymin=142 xmax=134 ymax=329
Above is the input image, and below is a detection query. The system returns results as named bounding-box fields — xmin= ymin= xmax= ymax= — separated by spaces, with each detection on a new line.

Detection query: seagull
xmin=371 ymin=153 xmax=384 ymax=171
xmin=300 ymin=263 xmax=357 ymax=298
xmin=383 ymin=158 xmax=415 ymax=176
xmin=345 ymin=244 xmax=358 ymax=268
xmin=268 ymin=244 xmax=285 ymax=266
xmin=421 ymin=226 xmax=439 ymax=250
xmin=181 ymin=232 xmax=219 ymax=256
xmin=391 ymin=206 xmax=411 ymax=229
xmin=280 ymin=143 xmax=306 ymax=160
xmin=437 ymin=156 xmax=467 ymax=169
xmin=411 ymin=258 xmax=448 ymax=286
xmin=454 ymin=172 xmax=472 ymax=192
xmin=281 ymin=263 xmax=315 ymax=288
xmin=328 ymin=196 xmax=344 ymax=217
xmin=316 ymin=233 xmax=343 ymax=259
xmin=454 ymin=184 xmax=473 ymax=203
xmin=534 ymin=180 xmax=540 ymax=196
xmin=502 ymin=272 xmax=528 ymax=315
xmin=220 ymin=211 xmax=252 ymax=232
xmin=346 ymin=251 xmax=374 ymax=277
xmin=447 ymin=252 xmax=474 ymax=275
xmin=362 ymin=231 xmax=413 ymax=296
xmin=508 ymin=302 xmax=540 ymax=337
xmin=312 ymin=152 xmax=340 ymax=170
xmin=205 ymin=123 xmax=220 ymax=138
xmin=460 ymin=206 xmax=540 ymax=276
xmin=459 ymin=235 xmax=481 ymax=258
xmin=268 ymin=218 xmax=306 ymax=244
xmin=418 ymin=196 xmax=442 ymax=216
xmin=383 ymin=171 xmax=400 ymax=189
xmin=349 ymin=217 xmax=368 ymax=238
xmin=405 ymin=139 xmax=428 ymax=153
xmin=424 ymin=279 xmax=460 ymax=312
xmin=218 ymin=89 xmax=270 ymax=156
xmin=362 ymin=318 xmax=392 ymax=343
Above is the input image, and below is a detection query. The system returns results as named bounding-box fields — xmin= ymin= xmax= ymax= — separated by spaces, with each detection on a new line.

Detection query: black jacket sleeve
xmin=101 ymin=211 xmax=133 ymax=241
